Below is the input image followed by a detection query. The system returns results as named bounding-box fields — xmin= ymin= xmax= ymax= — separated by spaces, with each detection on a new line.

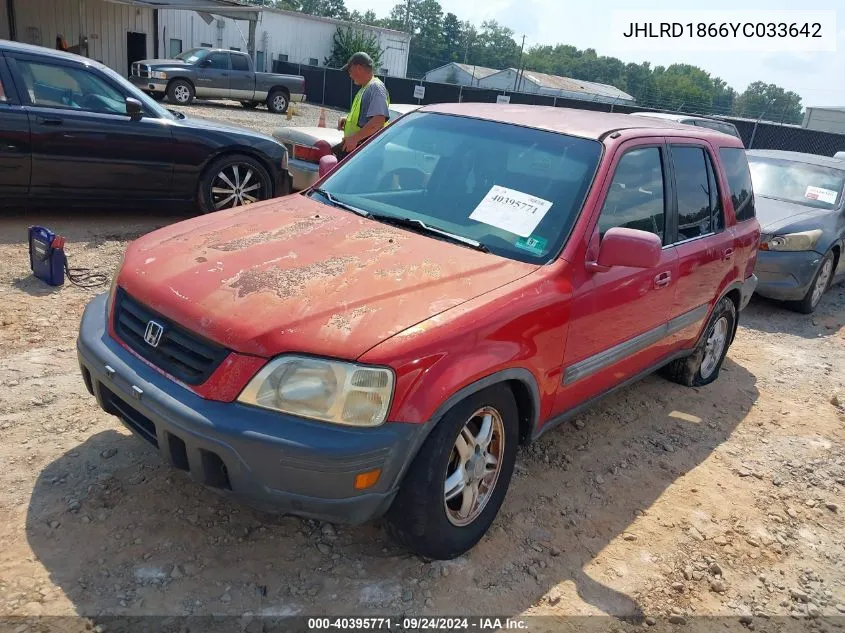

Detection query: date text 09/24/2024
xmin=307 ymin=618 xmax=529 ymax=630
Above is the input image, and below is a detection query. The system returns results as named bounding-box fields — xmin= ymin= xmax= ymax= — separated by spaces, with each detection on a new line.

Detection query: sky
xmin=344 ymin=0 xmax=845 ymax=108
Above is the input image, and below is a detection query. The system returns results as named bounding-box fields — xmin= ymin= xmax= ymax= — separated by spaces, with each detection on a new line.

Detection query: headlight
xmin=238 ymin=356 xmax=395 ymax=427
xmin=151 ymin=71 xmax=167 ymax=79
xmin=760 ymin=229 xmax=823 ymax=252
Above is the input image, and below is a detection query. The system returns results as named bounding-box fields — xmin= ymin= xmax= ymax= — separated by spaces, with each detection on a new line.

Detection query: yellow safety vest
xmin=344 ymin=78 xmax=390 ymax=137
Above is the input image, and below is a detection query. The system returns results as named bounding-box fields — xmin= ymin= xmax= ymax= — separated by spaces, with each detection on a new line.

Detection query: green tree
xmin=349 ymin=9 xmax=380 ymax=25
xmin=440 ymin=12 xmax=463 ymax=63
xmin=387 ymin=0 xmax=444 ymax=77
xmin=324 ymin=27 xmax=383 ymax=69
xmin=299 ymin=0 xmax=348 ymax=19
xmin=473 ymin=21 xmax=520 ymax=70
xmin=733 ymin=81 xmax=803 ymax=123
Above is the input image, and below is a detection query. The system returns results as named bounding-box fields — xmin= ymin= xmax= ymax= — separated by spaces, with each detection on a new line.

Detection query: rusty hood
xmin=118 ymin=195 xmax=539 ymax=358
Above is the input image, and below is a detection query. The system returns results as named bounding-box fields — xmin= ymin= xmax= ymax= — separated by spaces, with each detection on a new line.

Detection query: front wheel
xmin=167 ymin=79 xmax=194 ymax=105
xmin=788 ymin=250 xmax=835 ymax=314
xmin=197 ymin=154 xmax=273 ymax=214
xmin=385 ymin=386 xmax=519 ymax=560
xmin=662 ymin=296 xmax=737 ymax=387
xmin=266 ymin=89 xmax=290 ymax=114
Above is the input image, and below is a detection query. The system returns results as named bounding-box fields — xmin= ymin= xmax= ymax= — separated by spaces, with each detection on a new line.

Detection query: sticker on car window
xmin=469 ymin=186 xmax=553 ymax=237
xmin=514 ymin=235 xmax=548 ymax=255
xmin=805 ymin=186 xmax=838 ymax=204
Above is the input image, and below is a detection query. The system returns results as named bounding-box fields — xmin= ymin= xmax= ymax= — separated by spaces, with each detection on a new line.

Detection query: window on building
xmin=309 ymin=58 xmax=319 ymax=66
xmin=597 ymin=147 xmax=666 ymax=243
xmin=380 ymin=68 xmax=389 ymax=76
xmin=255 ymin=51 xmax=265 ymax=72
xmin=230 ymin=53 xmax=249 ymax=71
xmin=671 ymin=145 xmax=721 ymax=241
xmin=229 ymin=46 xmax=241 ymax=51
xmin=277 ymin=53 xmax=289 ymax=62
xmin=169 ymin=38 xmax=182 ymax=58
xmin=200 ymin=42 xmax=213 ymax=48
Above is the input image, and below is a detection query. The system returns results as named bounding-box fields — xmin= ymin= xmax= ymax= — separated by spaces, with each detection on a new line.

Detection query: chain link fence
xmin=275 ymin=60 xmax=845 ymax=157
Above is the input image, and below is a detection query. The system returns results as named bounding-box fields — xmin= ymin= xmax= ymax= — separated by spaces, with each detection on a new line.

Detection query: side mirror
xmin=125 ymin=96 xmax=143 ymax=118
xmin=586 ymin=227 xmax=662 ymax=272
xmin=319 ymin=154 xmax=339 ymax=178
xmin=199 ymin=59 xmax=211 ymax=68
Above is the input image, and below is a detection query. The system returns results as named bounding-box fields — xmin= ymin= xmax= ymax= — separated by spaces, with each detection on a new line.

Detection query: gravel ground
xmin=0 ymin=102 xmax=844 ymax=629
xmin=167 ymin=99 xmax=345 ymax=136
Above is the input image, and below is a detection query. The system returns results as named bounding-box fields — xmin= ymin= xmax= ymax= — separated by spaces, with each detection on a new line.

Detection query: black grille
xmin=113 ymin=288 xmax=229 ymax=385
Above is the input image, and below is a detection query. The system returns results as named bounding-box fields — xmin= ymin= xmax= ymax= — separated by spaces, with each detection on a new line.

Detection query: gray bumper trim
xmin=76 ymin=293 xmax=419 ymax=524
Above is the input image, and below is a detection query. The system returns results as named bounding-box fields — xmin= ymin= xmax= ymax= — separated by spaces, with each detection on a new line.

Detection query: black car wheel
xmin=167 ymin=79 xmax=194 ymax=106
xmin=385 ymin=386 xmax=519 ymax=560
xmin=789 ymin=250 xmax=835 ymax=314
xmin=198 ymin=154 xmax=273 ymax=214
xmin=662 ymin=296 xmax=737 ymax=387
xmin=267 ymin=89 xmax=290 ymax=114
xmin=240 ymin=101 xmax=260 ymax=109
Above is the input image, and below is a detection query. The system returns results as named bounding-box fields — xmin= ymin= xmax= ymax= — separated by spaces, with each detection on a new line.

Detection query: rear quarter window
xmin=719 ymin=147 xmax=755 ymax=222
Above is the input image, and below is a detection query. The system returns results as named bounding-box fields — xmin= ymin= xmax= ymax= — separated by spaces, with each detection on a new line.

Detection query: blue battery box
xmin=28 ymin=226 xmax=67 ymax=287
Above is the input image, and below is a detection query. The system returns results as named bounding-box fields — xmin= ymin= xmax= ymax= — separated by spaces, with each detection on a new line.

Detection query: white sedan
xmin=273 ymin=103 xmax=421 ymax=191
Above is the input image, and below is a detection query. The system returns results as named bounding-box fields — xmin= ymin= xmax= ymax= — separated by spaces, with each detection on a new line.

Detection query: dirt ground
xmin=1 ymin=103 xmax=844 ymax=630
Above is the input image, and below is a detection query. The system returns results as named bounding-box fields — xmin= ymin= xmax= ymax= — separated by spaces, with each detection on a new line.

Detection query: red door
xmin=553 ymin=140 xmax=680 ymax=417
xmin=665 ymin=140 xmax=736 ymax=347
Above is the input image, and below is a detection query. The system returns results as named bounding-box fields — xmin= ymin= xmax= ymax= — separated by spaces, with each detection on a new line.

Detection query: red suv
xmin=77 ymin=104 xmax=760 ymax=560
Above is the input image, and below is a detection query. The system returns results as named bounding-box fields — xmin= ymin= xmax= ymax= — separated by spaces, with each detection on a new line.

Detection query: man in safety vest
xmin=335 ymin=52 xmax=390 ymax=157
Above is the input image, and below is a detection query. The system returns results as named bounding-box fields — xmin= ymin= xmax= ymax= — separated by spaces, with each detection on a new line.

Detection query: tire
xmin=662 ymin=296 xmax=737 ymax=388
xmin=167 ymin=79 xmax=194 ymax=106
xmin=197 ymin=153 xmax=273 ymax=214
xmin=787 ymin=250 xmax=835 ymax=314
xmin=240 ymin=100 xmax=259 ymax=109
xmin=385 ymin=386 xmax=519 ymax=560
xmin=147 ymin=91 xmax=166 ymax=102
xmin=266 ymin=88 xmax=290 ymax=114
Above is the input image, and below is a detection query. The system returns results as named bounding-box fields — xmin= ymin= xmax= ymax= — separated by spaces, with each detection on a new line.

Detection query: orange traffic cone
xmin=317 ymin=108 xmax=327 ymax=128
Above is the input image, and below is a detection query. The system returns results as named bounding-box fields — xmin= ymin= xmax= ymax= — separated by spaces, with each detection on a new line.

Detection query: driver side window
xmin=597 ymin=147 xmax=666 ymax=243
xmin=16 ymin=59 xmax=126 ymax=115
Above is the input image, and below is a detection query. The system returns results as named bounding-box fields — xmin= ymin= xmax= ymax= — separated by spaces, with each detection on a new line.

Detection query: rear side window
xmin=231 ymin=54 xmax=249 ymax=71
xmin=671 ymin=146 xmax=721 ymax=241
xmin=597 ymin=147 xmax=666 ymax=243
xmin=719 ymin=147 xmax=756 ymax=221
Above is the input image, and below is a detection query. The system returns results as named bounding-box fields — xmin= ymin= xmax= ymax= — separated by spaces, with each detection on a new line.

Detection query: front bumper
xmin=753 ymin=250 xmax=822 ymax=301
xmin=130 ymin=75 xmax=167 ymax=93
xmin=76 ymin=293 xmax=419 ymax=523
xmin=288 ymin=158 xmax=320 ymax=192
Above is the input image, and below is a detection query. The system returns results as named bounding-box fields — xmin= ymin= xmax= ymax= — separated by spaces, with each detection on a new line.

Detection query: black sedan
xmin=0 ymin=41 xmax=292 ymax=214
xmin=749 ymin=150 xmax=845 ymax=313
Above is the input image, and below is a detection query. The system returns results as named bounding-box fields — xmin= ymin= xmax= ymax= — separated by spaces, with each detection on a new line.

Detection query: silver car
xmin=273 ymin=103 xmax=421 ymax=191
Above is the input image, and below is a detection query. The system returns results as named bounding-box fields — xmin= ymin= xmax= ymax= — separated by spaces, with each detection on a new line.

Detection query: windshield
xmin=98 ymin=63 xmax=175 ymax=120
xmin=316 ymin=112 xmax=602 ymax=263
xmin=748 ymin=156 xmax=845 ymax=210
xmin=175 ymin=48 xmax=210 ymax=63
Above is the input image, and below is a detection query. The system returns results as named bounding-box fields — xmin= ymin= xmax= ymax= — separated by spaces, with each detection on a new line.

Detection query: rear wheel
xmin=385 ymin=386 xmax=519 ymax=560
xmin=167 ymin=79 xmax=194 ymax=106
xmin=240 ymin=100 xmax=260 ymax=109
xmin=197 ymin=154 xmax=273 ymax=214
xmin=788 ymin=250 xmax=835 ymax=314
xmin=267 ymin=89 xmax=290 ymax=114
xmin=663 ymin=296 xmax=736 ymax=387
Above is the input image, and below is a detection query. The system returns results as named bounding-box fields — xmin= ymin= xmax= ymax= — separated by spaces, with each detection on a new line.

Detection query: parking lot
xmin=0 ymin=101 xmax=844 ymax=626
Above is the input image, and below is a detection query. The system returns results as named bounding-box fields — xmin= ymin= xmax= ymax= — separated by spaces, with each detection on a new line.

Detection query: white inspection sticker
xmin=469 ymin=186 xmax=553 ymax=237
xmin=805 ymin=186 xmax=839 ymax=205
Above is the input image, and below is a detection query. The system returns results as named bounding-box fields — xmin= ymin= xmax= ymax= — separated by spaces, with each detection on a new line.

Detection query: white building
xmin=479 ymin=68 xmax=634 ymax=104
xmin=802 ymin=107 xmax=845 ymax=135
xmin=160 ymin=8 xmax=409 ymax=76
xmin=423 ymin=62 xmax=498 ymax=86
xmin=1 ymin=0 xmax=410 ymax=79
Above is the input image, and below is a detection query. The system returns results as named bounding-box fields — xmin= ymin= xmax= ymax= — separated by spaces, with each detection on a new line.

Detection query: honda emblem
xmin=144 ymin=320 xmax=164 ymax=347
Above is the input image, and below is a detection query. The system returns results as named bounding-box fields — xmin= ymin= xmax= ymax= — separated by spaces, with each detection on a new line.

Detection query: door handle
xmin=37 ymin=116 xmax=63 ymax=125
xmin=654 ymin=271 xmax=672 ymax=288
xmin=723 ymin=247 xmax=735 ymax=260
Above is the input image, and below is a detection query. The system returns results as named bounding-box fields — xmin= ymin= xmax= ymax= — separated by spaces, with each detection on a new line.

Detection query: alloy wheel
xmin=811 ymin=258 xmax=834 ymax=308
xmin=174 ymin=84 xmax=191 ymax=104
xmin=211 ymin=163 xmax=264 ymax=210
xmin=700 ymin=316 xmax=729 ymax=379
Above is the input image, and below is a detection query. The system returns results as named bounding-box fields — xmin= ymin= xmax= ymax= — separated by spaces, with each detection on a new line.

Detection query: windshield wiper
xmin=309 ymin=188 xmax=372 ymax=218
xmin=370 ymin=214 xmax=489 ymax=252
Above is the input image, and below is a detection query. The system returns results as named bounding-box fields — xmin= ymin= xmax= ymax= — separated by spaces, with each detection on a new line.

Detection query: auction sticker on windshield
xmin=805 ymin=186 xmax=838 ymax=205
xmin=469 ymin=186 xmax=553 ymax=237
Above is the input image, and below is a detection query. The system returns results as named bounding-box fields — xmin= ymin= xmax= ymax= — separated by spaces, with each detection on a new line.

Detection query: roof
xmin=0 ymin=40 xmax=112 ymax=67
xmin=425 ymin=63 xmax=499 ymax=81
xmin=805 ymin=106 xmax=845 ymax=113
xmin=507 ymin=68 xmax=634 ymax=101
xmin=746 ymin=149 xmax=845 ymax=169
xmin=419 ymin=103 xmax=743 ymax=143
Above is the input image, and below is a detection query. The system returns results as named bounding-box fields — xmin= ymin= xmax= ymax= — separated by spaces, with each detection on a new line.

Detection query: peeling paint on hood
xmin=118 ymin=195 xmax=539 ymax=359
